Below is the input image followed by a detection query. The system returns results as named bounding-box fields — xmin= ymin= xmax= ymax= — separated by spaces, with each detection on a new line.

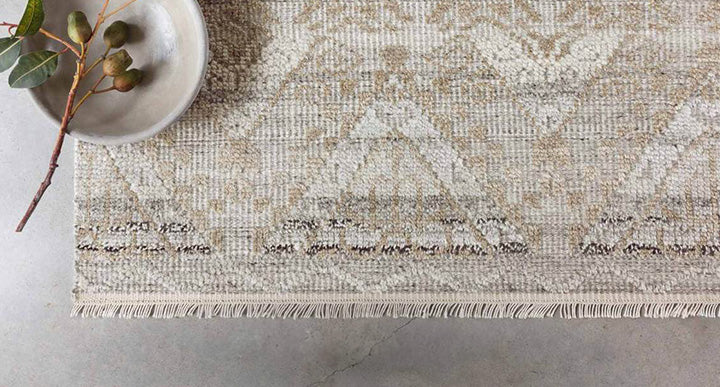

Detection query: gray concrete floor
xmin=2 ymin=2 xmax=720 ymax=385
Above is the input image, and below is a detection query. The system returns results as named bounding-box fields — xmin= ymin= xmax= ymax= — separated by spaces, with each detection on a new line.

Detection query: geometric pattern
xmin=73 ymin=1 xmax=720 ymax=318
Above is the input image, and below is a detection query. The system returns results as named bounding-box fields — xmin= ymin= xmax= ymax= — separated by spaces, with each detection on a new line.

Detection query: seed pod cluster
xmin=66 ymin=13 xmax=144 ymax=93
xmin=100 ymin=21 xmax=144 ymax=92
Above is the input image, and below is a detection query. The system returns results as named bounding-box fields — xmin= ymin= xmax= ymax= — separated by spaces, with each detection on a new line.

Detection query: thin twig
xmin=88 ymin=0 xmax=112 ymax=47
xmin=89 ymin=73 xmax=107 ymax=93
xmin=71 ymin=74 xmax=108 ymax=116
xmin=83 ymin=46 xmax=112 ymax=77
xmin=1 ymin=21 xmax=15 ymax=34
xmin=103 ymin=0 xmax=139 ymax=21
xmin=40 ymin=28 xmax=81 ymax=57
xmin=0 ymin=22 xmax=80 ymax=57
xmin=93 ymin=86 xmax=115 ymax=94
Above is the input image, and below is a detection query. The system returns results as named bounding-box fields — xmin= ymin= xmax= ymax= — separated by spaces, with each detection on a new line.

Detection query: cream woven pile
xmin=73 ymin=0 xmax=720 ymax=318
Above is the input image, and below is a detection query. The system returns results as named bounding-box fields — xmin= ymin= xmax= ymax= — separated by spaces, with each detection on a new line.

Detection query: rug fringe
xmin=71 ymin=301 xmax=720 ymax=319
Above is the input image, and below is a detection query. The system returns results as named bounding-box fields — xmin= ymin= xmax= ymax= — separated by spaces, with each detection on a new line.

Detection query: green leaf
xmin=8 ymin=50 xmax=59 ymax=89
xmin=14 ymin=0 xmax=44 ymax=37
xmin=0 ymin=37 xmax=22 ymax=73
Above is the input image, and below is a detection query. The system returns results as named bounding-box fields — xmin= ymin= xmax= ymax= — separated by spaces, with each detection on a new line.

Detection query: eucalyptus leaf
xmin=0 ymin=37 xmax=22 ymax=73
xmin=8 ymin=50 xmax=59 ymax=89
xmin=14 ymin=0 xmax=44 ymax=37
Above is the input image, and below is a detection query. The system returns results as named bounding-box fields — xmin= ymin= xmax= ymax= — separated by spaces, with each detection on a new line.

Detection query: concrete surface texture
xmin=2 ymin=1 xmax=720 ymax=386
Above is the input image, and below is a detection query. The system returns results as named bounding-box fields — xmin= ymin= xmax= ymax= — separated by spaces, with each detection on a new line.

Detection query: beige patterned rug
xmin=73 ymin=0 xmax=720 ymax=318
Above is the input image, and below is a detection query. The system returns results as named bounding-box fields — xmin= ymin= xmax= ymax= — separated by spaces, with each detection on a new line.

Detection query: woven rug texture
xmin=74 ymin=0 xmax=720 ymax=318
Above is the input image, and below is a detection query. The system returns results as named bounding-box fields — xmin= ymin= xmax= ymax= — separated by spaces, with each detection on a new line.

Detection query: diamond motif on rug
xmin=262 ymin=99 xmax=527 ymax=257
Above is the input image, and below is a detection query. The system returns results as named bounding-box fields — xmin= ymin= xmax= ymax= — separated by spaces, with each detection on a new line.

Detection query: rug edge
xmin=72 ymin=293 xmax=720 ymax=319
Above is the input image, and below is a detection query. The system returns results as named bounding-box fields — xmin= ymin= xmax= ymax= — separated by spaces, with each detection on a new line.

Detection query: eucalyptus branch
xmin=7 ymin=0 xmax=144 ymax=232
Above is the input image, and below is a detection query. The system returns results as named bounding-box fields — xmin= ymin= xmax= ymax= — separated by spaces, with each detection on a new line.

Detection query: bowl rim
xmin=28 ymin=0 xmax=209 ymax=146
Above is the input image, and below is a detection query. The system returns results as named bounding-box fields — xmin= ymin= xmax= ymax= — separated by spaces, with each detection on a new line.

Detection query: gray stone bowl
xmin=27 ymin=0 xmax=208 ymax=145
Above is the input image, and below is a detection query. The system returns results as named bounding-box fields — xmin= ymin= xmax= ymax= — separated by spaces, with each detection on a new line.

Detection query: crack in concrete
xmin=306 ymin=318 xmax=416 ymax=386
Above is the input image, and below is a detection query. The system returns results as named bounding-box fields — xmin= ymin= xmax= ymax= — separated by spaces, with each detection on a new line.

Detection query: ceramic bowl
xmin=27 ymin=0 xmax=208 ymax=145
